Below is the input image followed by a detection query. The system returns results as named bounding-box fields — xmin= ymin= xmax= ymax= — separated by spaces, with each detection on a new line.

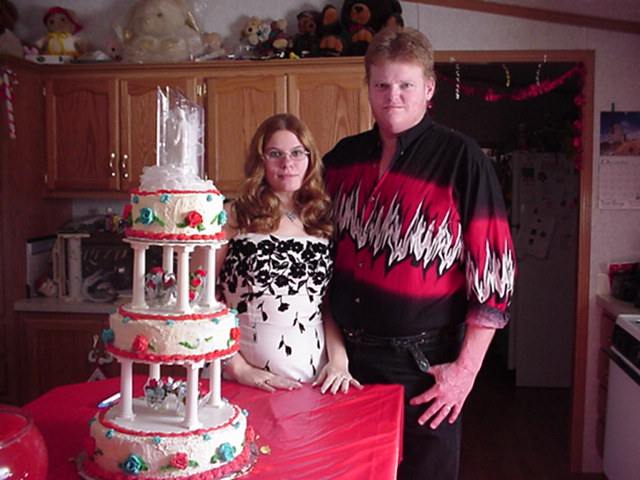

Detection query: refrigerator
xmin=508 ymin=151 xmax=579 ymax=388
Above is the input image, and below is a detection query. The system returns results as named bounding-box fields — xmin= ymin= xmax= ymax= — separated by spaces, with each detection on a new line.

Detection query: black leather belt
xmin=343 ymin=325 xmax=465 ymax=374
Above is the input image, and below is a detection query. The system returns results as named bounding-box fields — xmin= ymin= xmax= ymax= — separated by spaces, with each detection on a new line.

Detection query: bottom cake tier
xmin=80 ymin=398 xmax=256 ymax=480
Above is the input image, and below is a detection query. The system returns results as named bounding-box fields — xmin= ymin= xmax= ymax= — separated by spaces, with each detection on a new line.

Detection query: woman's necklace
xmin=282 ymin=210 xmax=297 ymax=222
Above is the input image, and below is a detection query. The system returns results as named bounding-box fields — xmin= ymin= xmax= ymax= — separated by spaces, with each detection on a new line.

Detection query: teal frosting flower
xmin=203 ymin=433 xmax=211 ymax=441
xmin=160 ymin=194 xmax=170 ymax=203
xmin=101 ymin=329 xmax=114 ymax=344
xmin=217 ymin=443 xmax=235 ymax=462
xmin=106 ymin=429 xmax=114 ymax=439
xmin=152 ymin=436 xmax=162 ymax=444
xmin=122 ymin=316 xmax=131 ymax=323
xmin=166 ymin=320 xmax=175 ymax=325
xmin=206 ymin=194 xmax=213 ymax=202
xmin=132 ymin=195 xmax=139 ymax=204
xmin=139 ymin=207 xmax=154 ymax=225
xmin=119 ymin=454 xmax=148 ymax=474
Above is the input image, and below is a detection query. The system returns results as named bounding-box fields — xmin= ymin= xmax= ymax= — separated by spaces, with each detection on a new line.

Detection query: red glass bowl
xmin=0 ymin=404 xmax=48 ymax=480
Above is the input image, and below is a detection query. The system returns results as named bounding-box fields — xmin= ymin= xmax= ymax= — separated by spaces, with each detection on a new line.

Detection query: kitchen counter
xmin=596 ymin=293 xmax=640 ymax=318
xmin=14 ymin=296 xmax=122 ymax=314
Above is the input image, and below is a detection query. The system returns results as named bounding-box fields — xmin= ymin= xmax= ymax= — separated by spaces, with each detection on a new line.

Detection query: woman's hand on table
xmin=223 ymin=354 xmax=302 ymax=392
xmin=313 ymin=363 xmax=363 ymax=394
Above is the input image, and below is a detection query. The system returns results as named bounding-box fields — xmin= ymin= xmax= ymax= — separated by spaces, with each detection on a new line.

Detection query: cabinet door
xmin=20 ymin=312 xmax=107 ymax=402
xmin=119 ymin=77 xmax=199 ymax=192
xmin=288 ymin=69 xmax=372 ymax=156
xmin=205 ymin=74 xmax=286 ymax=197
xmin=45 ymin=76 xmax=119 ymax=192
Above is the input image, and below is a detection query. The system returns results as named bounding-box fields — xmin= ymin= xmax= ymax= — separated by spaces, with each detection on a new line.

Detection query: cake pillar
xmin=175 ymin=245 xmax=194 ymax=312
xmin=163 ymin=246 xmax=174 ymax=273
xmin=208 ymin=359 xmax=222 ymax=407
xmin=130 ymin=241 xmax=149 ymax=310
xmin=183 ymin=363 xmax=201 ymax=429
xmin=118 ymin=359 xmax=135 ymax=420
xmin=203 ymin=245 xmax=216 ymax=308
xmin=149 ymin=364 xmax=161 ymax=380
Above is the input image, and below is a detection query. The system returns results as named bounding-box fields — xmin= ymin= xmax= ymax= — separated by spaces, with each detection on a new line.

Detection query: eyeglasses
xmin=263 ymin=149 xmax=310 ymax=162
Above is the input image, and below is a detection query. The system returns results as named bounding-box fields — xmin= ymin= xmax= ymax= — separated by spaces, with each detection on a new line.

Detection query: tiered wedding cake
xmin=79 ymin=88 xmax=256 ymax=480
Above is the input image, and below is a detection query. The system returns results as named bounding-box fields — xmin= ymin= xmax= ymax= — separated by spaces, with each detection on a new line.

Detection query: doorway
xmin=431 ymin=50 xmax=595 ymax=471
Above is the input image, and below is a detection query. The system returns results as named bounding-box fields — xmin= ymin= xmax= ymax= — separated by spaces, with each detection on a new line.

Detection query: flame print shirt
xmin=323 ymin=114 xmax=516 ymax=337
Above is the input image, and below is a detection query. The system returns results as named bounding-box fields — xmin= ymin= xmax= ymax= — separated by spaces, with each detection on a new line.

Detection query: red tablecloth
xmin=24 ymin=376 xmax=404 ymax=480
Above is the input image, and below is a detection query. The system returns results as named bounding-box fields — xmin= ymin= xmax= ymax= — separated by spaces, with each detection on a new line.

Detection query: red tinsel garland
xmin=435 ymin=63 xmax=586 ymax=168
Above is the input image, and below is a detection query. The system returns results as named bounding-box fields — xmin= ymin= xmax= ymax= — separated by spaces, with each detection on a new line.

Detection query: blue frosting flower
xmin=219 ymin=210 xmax=228 ymax=226
xmin=119 ymin=454 xmax=148 ymax=474
xmin=206 ymin=194 xmax=213 ymax=202
xmin=203 ymin=433 xmax=211 ymax=441
xmin=166 ymin=320 xmax=175 ymax=325
xmin=160 ymin=194 xmax=170 ymax=203
xmin=101 ymin=329 xmax=115 ymax=344
xmin=122 ymin=316 xmax=131 ymax=323
xmin=152 ymin=436 xmax=162 ymax=444
xmin=139 ymin=207 xmax=154 ymax=225
xmin=217 ymin=443 xmax=235 ymax=462
xmin=132 ymin=195 xmax=139 ymax=204
xmin=106 ymin=429 xmax=114 ymax=439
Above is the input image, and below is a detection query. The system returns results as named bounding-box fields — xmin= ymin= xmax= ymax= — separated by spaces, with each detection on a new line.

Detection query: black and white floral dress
xmin=219 ymin=233 xmax=333 ymax=382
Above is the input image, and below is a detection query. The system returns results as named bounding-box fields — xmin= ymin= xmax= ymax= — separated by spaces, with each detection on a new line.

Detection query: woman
xmin=218 ymin=113 xmax=360 ymax=395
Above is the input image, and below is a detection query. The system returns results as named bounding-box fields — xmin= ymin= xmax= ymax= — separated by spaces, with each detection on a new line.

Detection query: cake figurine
xmin=79 ymin=88 xmax=257 ymax=479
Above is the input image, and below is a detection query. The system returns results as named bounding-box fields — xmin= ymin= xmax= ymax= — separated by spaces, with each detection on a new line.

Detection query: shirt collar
xmin=370 ymin=113 xmax=434 ymax=155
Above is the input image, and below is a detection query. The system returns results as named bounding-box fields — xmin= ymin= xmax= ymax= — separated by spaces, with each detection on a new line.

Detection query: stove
xmin=603 ymin=314 xmax=640 ymax=480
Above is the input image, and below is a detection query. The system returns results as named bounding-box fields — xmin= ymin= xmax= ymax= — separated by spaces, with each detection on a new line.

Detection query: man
xmin=323 ymin=26 xmax=516 ymax=479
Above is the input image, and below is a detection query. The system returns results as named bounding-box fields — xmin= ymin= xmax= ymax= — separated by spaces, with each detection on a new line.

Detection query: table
xmin=24 ymin=376 xmax=404 ymax=480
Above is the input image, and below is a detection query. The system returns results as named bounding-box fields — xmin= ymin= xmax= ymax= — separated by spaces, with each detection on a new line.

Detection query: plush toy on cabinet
xmin=0 ymin=0 xmax=22 ymax=57
xmin=341 ymin=0 xmax=403 ymax=55
xmin=34 ymin=6 xmax=91 ymax=57
xmin=120 ymin=0 xmax=211 ymax=62
xmin=261 ymin=18 xmax=292 ymax=58
xmin=292 ymin=10 xmax=320 ymax=57
xmin=237 ymin=15 xmax=268 ymax=58
xmin=317 ymin=4 xmax=347 ymax=56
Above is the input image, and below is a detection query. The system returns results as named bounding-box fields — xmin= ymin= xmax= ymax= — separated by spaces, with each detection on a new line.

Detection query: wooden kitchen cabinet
xmin=204 ymin=59 xmax=371 ymax=197
xmin=18 ymin=311 xmax=113 ymax=403
xmin=44 ymin=73 xmax=198 ymax=196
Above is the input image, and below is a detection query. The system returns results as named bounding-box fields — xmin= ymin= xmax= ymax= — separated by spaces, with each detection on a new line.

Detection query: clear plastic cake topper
xmin=157 ymin=86 xmax=204 ymax=178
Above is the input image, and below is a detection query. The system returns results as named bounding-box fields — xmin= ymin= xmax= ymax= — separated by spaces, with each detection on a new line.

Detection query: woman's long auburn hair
xmin=233 ymin=114 xmax=334 ymax=239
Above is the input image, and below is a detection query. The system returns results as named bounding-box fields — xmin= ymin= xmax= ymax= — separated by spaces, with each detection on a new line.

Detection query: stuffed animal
xmin=121 ymin=0 xmax=207 ymax=63
xmin=0 ymin=0 xmax=22 ymax=57
xmin=292 ymin=10 xmax=320 ymax=58
xmin=261 ymin=19 xmax=292 ymax=58
xmin=34 ymin=6 xmax=91 ymax=57
xmin=341 ymin=0 xmax=403 ymax=55
xmin=317 ymin=4 xmax=347 ymax=57
xmin=237 ymin=15 xmax=269 ymax=58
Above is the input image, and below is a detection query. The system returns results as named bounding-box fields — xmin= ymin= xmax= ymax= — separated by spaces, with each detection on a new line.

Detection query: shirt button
xmin=354 ymin=297 xmax=361 ymax=304
xmin=369 ymin=197 xmax=375 ymax=202
xmin=357 ymin=262 xmax=364 ymax=268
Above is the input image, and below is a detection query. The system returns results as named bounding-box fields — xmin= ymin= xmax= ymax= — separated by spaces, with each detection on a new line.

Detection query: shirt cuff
xmin=465 ymin=304 xmax=510 ymax=329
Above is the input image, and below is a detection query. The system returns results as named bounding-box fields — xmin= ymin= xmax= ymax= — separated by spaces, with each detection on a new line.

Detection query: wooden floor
xmin=459 ymin=352 xmax=607 ymax=480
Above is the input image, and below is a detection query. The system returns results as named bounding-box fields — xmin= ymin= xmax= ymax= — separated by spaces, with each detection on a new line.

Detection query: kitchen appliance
xmin=603 ymin=314 xmax=640 ymax=480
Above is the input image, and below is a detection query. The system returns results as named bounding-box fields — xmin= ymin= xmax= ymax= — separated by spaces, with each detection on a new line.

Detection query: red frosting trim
xmin=117 ymin=305 xmax=231 ymax=322
xmin=106 ymin=342 xmax=239 ymax=363
xmin=131 ymin=188 xmax=222 ymax=196
xmin=81 ymin=432 xmax=257 ymax=480
xmin=97 ymin=404 xmax=241 ymax=437
xmin=125 ymin=229 xmax=226 ymax=241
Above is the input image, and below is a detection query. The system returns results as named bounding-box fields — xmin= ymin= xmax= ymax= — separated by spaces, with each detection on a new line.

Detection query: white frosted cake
xmin=79 ymin=88 xmax=257 ymax=480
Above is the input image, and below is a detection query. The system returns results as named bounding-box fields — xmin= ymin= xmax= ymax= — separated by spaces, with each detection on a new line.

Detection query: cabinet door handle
xmin=121 ymin=154 xmax=129 ymax=179
xmin=109 ymin=153 xmax=117 ymax=177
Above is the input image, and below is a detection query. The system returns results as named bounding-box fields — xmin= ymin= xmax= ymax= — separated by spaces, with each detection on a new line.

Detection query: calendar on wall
xmin=598 ymin=111 xmax=640 ymax=209
xmin=598 ymin=156 xmax=640 ymax=209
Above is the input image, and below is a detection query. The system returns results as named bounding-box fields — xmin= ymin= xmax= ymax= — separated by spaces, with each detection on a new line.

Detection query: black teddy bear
xmin=341 ymin=0 xmax=404 ymax=55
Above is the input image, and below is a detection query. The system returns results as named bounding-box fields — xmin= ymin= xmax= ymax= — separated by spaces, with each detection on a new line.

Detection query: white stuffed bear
xmin=121 ymin=0 xmax=206 ymax=63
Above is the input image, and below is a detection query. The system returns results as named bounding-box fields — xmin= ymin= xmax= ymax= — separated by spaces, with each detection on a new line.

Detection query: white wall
xmin=12 ymin=0 xmax=640 ymax=472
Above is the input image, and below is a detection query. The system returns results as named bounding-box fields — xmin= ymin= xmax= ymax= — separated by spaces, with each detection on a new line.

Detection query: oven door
xmin=603 ymin=348 xmax=640 ymax=480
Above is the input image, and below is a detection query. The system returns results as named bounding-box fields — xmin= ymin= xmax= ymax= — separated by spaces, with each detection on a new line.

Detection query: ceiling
xmin=491 ymin=0 xmax=640 ymax=23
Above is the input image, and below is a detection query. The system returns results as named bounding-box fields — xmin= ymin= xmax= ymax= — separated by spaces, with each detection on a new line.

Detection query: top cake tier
xmin=124 ymin=189 xmax=226 ymax=242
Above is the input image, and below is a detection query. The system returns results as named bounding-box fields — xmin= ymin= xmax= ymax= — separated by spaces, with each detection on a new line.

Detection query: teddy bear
xmin=121 ymin=0 xmax=207 ymax=63
xmin=261 ymin=19 xmax=292 ymax=58
xmin=237 ymin=15 xmax=270 ymax=58
xmin=292 ymin=10 xmax=321 ymax=58
xmin=0 ymin=0 xmax=22 ymax=57
xmin=341 ymin=0 xmax=404 ymax=56
xmin=34 ymin=6 xmax=91 ymax=57
xmin=317 ymin=4 xmax=347 ymax=57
